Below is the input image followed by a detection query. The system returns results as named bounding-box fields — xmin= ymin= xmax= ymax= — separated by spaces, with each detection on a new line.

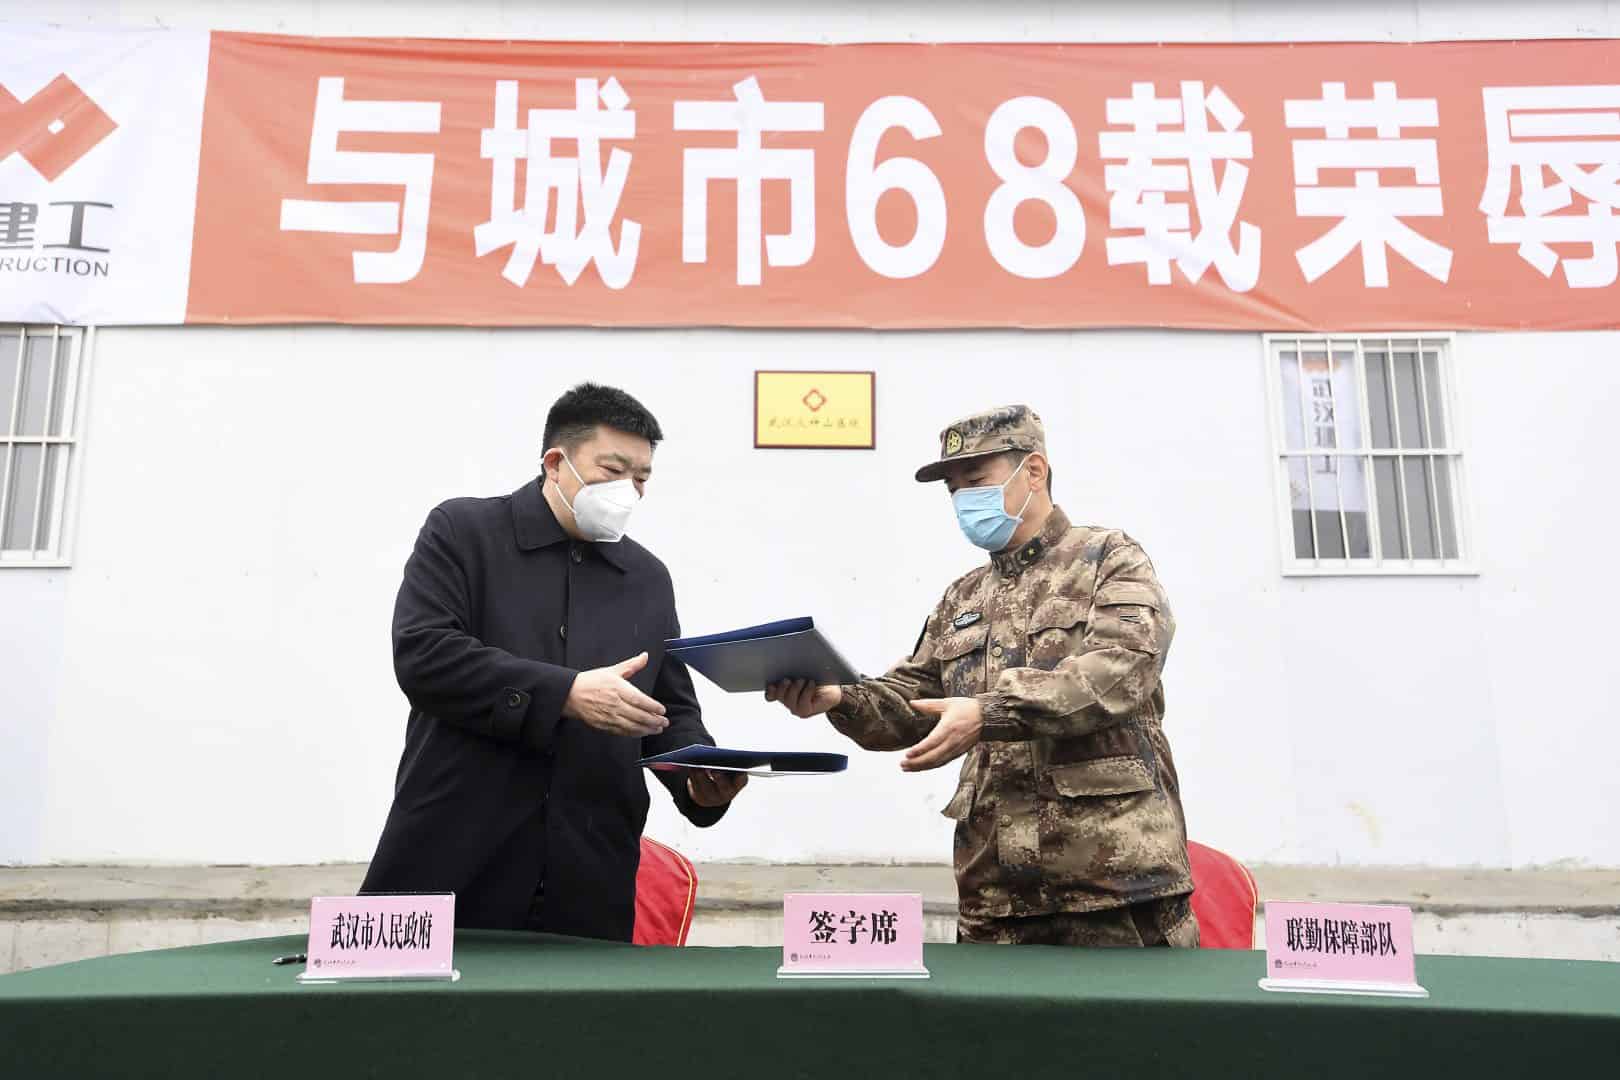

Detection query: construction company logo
xmin=1 ymin=74 xmax=120 ymax=280
xmin=1 ymin=74 xmax=117 ymax=181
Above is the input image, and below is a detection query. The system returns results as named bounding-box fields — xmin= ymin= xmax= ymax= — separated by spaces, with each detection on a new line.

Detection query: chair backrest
xmin=632 ymin=836 xmax=698 ymax=946
xmin=1187 ymin=840 xmax=1260 ymax=949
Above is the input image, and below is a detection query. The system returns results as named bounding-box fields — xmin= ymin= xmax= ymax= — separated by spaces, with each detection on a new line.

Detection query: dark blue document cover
xmin=665 ymin=617 xmax=860 ymax=693
xmin=638 ymin=744 xmax=849 ymax=776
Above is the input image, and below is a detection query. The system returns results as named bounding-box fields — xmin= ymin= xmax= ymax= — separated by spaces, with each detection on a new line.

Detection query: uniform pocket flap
xmin=1030 ymin=597 xmax=1087 ymax=633
xmin=1095 ymin=582 xmax=1163 ymax=610
xmin=1049 ymin=756 xmax=1156 ymax=797
xmin=933 ymin=625 xmax=987 ymax=661
xmin=940 ymin=782 xmax=975 ymax=820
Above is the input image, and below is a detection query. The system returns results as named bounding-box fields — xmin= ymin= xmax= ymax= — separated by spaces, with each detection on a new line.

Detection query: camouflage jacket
xmin=829 ymin=506 xmax=1194 ymax=919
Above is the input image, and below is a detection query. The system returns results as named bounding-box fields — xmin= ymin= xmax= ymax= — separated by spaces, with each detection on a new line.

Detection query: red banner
xmin=10 ymin=29 xmax=1620 ymax=329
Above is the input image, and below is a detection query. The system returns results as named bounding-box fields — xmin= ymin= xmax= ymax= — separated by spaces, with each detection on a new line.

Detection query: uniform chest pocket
xmin=933 ymin=626 xmax=987 ymax=697
xmin=1026 ymin=597 xmax=1088 ymax=671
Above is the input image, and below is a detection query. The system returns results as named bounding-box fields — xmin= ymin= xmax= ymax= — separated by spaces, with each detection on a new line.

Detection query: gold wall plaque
xmin=754 ymin=371 xmax=875 ymax=450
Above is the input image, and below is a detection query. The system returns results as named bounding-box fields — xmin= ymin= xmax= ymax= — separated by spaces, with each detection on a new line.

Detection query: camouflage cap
xmin=915 ymin=405 xmax=1046 ymax=483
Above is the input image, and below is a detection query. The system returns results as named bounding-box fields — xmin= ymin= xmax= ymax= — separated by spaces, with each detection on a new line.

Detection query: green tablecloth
xmin=3 ymin=932 xmax=1617 ymax=1078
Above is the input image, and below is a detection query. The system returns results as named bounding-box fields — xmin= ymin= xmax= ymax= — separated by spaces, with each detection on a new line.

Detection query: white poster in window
xmin=1280 ymin=354 xmax=1367 ymax=514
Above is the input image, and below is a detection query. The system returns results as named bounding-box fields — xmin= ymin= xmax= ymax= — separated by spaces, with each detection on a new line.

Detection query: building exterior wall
xmin=2 ymin=1 xmax=1615 ymax=868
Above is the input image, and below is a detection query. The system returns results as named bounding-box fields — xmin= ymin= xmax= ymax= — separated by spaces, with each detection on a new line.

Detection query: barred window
xmin=1 ymin=326 xmax=85 ymax=566
xmin=1267 ymin=335 xmax=1470 ymax=575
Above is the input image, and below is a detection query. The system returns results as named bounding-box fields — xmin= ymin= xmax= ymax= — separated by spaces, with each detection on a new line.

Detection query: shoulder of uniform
xmin=1051 ymin=523 xmax=1135 ymax=563
xmin=939 ymin=563 xmax=991 ymax=608
xmin=1100 ymin=529 xmax=1152 ymax=562
xmin=925 ymin=565 xmax=991 ymax=626
xmin=920 ymin=565 xmax=991 ymax=643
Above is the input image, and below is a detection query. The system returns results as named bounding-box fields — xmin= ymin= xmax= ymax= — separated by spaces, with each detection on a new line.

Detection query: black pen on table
xmin=271 ymin=952 xmax=306 ymax=965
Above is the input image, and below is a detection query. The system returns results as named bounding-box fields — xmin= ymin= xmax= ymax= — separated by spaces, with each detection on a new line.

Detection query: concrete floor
xmin=3 ymin=862 xmax=1618 ymax=973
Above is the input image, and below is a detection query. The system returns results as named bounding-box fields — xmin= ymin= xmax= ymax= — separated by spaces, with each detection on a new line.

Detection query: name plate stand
xmin=1259 ymin=901 xmax=1428 ymax=999
xmin=298 ymin=894 xmax=459 ymax=983
xmin=778 ymin=892 xmax=929 ymax=979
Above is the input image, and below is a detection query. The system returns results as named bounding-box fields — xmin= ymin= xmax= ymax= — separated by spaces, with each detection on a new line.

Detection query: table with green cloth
xmin=2 ymin=931 xmax=1616 ymax=1078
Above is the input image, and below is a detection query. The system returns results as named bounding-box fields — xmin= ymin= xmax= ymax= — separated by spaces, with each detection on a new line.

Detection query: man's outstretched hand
xmin=766 ymin=679 xmax=843 ymax=718
xmin=687 ymin=768 xmax=748 ymax=807
xmin=901 ymin=697 xmax=983 ymax=772
xmin=563 ymin=653 xmax=668 ymax=737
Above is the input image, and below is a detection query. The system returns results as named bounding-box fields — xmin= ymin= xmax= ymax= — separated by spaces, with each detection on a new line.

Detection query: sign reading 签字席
xmin=6 ymin=27 xmax=1620 ymax=330
xmin=1259 ymin=900 xmax=1427 ymax=998
xmin=779 ymin=892 xmax=928 ymax=978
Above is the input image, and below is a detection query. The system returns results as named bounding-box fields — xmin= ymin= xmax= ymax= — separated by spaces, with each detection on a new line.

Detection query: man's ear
xmin=1026 ymin=453 xmax=1050 ymax=495
xmin=540 ymin=447 xmax=562 ymax=487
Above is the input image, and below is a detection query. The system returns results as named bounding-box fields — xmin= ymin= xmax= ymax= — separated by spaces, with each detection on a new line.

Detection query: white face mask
xmin=558 ymin=454 xmax=640 ymax=543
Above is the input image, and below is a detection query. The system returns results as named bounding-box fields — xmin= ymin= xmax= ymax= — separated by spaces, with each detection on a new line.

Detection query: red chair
xmin=1188 ymin=841 xmax=1260 ymax=949
xmin=632 ymin=836 xmax=698 ymax=946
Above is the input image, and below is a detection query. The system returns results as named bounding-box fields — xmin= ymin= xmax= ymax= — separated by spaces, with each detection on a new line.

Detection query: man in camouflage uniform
xmin=768 ymin=405 xmax=1197 ymax=947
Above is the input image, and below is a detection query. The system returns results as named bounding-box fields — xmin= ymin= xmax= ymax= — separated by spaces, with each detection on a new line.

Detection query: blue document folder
xmin=665 ymin=617 xmax=860 ymax=694
xmin=638 ymin=744 xmax=849 ymax=777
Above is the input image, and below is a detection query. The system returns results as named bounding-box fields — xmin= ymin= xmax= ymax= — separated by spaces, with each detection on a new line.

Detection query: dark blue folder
xmin=638 ymin=744 xmax=848 ymax=777
xmin=665 ymin=617 xmax=860 ymax=694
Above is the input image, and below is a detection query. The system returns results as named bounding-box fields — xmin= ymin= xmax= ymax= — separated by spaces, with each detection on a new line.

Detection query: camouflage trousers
xmin=957 ymin=894 xmax=1199 ymax=947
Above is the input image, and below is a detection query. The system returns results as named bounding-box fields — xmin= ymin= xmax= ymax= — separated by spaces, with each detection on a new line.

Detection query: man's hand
xmin=765 ymin=679 xmax=842 ymax=718
xmin=687 ymin=768 xmax=749 ymax=808
xmin=901 ymin=697 xmax=983 ymax=772
xmin=562 ymin=653 xmax=668 ymax=737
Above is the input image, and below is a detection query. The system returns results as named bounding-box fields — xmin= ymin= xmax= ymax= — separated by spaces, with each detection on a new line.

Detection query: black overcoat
xmin=360 ymin=479 xmax=724 ymax=940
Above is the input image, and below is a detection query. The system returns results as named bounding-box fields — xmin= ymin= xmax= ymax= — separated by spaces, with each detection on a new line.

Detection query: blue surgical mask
xmin=952 ymin=455 xmax=1033 ymax=551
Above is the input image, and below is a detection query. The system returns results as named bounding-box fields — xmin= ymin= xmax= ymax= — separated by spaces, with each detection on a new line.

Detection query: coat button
xmin=991 ymin=644 xmax=1004 ymax=658
xmin=570 ymin=548 xmax=583 ymax=564
xmin=506 ymin=691 xmax=522 ymax=708
xmin=999 ymin=815 xmax=1012 ymax=827
xmin=558 ymin=625 xmax=568 ymax=640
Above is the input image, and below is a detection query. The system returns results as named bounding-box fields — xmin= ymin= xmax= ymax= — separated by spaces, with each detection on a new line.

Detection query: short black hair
xmin=542 ymin=382 xmax=664 ymax=454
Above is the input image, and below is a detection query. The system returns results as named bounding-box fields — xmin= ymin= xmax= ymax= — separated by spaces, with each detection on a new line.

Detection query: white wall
xmin=0 ymin=572 xmax=64 ymax=864
xmin=14 ymin=0 xmax=1620 ymax=42
xmin=2 ymin=0 xmax=1617 ymax=869
xmin=2 ymin=324 xmax=1615 ymax=869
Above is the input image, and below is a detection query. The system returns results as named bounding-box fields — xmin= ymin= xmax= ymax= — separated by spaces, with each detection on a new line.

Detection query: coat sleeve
xmin=641 ymin=608 xmax=729 ymax=827
xmin=977 ymin=539 xmax=1173 ymax=742
xmin=392 ymin=506 xmax=577 ymax=754
xmin=825 ymin=613 xmax=946 ymax=752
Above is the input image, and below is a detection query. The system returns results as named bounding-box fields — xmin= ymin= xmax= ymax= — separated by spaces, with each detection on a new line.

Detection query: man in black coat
xmin=361 ymin=384 xmax=746 ymax=941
